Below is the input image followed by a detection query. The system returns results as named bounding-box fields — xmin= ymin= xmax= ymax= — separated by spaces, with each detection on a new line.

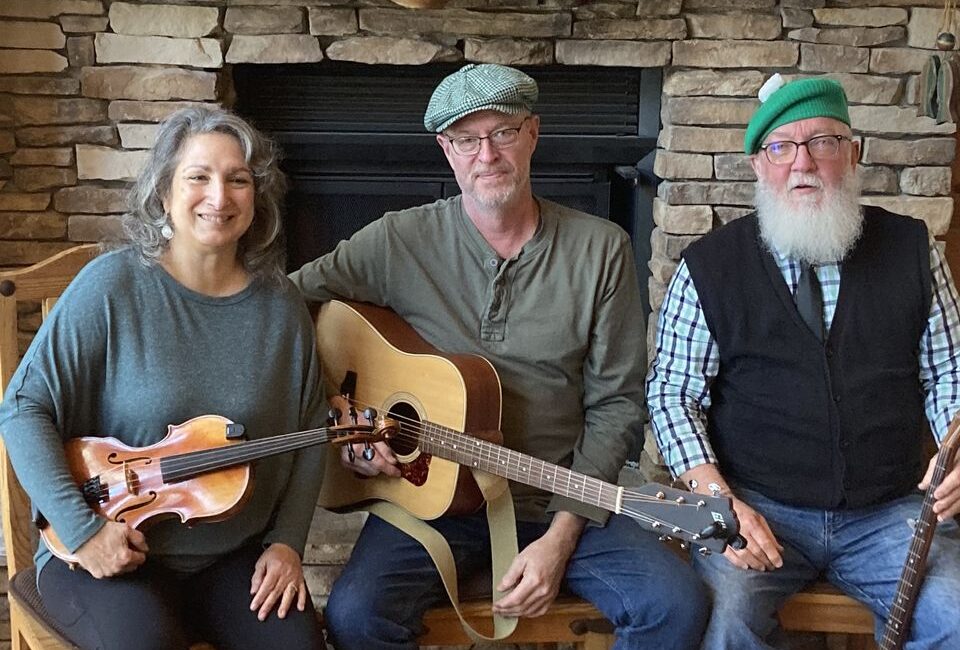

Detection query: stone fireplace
xmin=232 ymin=61 xmax=662 ymax=309
xmin=1 ymin=0 xmax=958 ymax=610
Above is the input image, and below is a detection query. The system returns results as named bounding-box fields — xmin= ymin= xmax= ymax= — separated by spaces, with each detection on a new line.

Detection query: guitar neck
xmin=417 ymin=421 xmax=621 ymax=514
xmin=160 ymin=429 xmax=335 ymax=482
xmin=879 ymin=424 xmax=960 ymax=650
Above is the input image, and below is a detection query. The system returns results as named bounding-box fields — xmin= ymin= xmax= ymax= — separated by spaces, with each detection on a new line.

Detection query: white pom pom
xmin=758 ymin=73 xmax=784 ymax=103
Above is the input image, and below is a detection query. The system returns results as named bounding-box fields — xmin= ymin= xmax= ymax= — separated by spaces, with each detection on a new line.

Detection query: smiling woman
xmin=0 ymin=107 xmax=326 ymax=650
xmin=161 ymin=132 xmax=257 ymax=295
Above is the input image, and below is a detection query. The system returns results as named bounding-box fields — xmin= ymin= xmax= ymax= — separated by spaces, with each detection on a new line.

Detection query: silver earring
xmin=160 ymin=217 xmax=174 ymax=240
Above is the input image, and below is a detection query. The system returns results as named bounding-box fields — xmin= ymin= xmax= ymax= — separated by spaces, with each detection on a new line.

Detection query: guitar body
xmin=316 ymin=300 xmax=502 ymax=519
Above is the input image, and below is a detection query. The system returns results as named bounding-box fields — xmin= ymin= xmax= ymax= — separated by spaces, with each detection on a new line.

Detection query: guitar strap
xmin=365 ymin=468 xmax=519 ymax=642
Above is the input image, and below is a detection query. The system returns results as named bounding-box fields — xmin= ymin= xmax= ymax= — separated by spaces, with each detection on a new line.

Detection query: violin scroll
xmin=328 ymin=416 xmax=398 ymax=448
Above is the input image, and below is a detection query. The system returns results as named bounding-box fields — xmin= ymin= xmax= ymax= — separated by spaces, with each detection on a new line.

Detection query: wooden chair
xmin=0 ymin=244 xmax=99 ymax=650
xmin=0 ymin=245 xmax=219 ymax=650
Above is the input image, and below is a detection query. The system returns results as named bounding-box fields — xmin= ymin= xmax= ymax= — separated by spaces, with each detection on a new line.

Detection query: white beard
xmin=755 ymin=170 xmax=864 ymax=265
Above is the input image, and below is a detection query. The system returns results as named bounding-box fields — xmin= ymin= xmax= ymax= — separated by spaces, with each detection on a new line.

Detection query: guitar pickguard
xmin=399 ymin=453 xmax=431 ymax=487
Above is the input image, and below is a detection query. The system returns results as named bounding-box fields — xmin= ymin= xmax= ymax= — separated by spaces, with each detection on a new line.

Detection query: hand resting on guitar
xmin=681 ymin=463 xmax=781 ymax=573
xmin=919 ymin=452 xmax=960 ymax=520
xmin=333 ymin=395 xmax=401 ymax=477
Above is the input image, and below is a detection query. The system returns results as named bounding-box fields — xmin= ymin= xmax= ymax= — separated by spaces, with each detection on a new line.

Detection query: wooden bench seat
xmin=419 ymin=580 xmax=878 ymax=649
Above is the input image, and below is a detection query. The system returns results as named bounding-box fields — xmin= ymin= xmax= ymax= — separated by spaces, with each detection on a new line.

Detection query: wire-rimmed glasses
xmin=444 ymin=117 xmax=530 ymax=156
xmin=760 ymin=135 xmax=852 ymax=165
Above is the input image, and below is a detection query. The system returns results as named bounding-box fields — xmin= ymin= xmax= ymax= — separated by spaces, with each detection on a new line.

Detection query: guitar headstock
xmin=621 ymin=483 xmax=741 ymax=554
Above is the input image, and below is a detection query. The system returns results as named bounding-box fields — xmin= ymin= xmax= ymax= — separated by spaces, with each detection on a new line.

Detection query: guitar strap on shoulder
xmin=365 ymin=468 xmax=519 ymax=642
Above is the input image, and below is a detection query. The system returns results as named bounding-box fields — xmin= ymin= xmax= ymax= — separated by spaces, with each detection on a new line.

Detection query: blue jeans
xmin=325 ymin=511 xmax=708 ymax=650
xmin=693 ymin=487 xmax=960 ymax=650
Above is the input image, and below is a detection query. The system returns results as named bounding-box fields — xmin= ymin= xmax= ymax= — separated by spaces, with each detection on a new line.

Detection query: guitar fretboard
xmin=879 ymin=421 xmax=960 ymax=650
xmin=415 ymin=421 xmax=622 ymax=514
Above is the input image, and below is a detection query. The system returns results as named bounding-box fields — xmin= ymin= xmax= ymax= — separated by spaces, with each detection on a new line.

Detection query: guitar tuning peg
xmin=327 ymin=408 xmax=341 ymax=425
xmin=698 ymin=547 xmax=712 ymax=557
xmin=348 ymin=406 xmax=358 ymax=425
xmin=699 ymin=522 xmax=721 ymax=539
xmin=346 ymin=445 xmax=356 ymax=463
xmin=658 ymin=535 xmax=669 ymax=543
xmin=688 ymin=479 xmax=699 ymax=490
xmin=363 ymin=408 xmax=378 ymax=422
xmin=674 ymin=496 xmax=686 ymax=504
xmin=362 ymin=442 xmax=375 ymax=461
xmin=708 ymin=482 xmax=723 ymax=497
xmin=679 ymin=542 xmax=689 ymax=551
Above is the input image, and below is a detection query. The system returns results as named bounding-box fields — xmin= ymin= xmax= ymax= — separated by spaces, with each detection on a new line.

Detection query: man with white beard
xmin=647 ymin=76 xmax=960 ymax=649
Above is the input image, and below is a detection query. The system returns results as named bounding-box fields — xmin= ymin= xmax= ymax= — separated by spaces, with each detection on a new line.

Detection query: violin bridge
xmin=123 ymin=461 xmax=140 ymax=496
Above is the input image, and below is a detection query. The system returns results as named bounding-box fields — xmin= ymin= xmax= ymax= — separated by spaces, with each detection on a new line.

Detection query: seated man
xmin=647 ymin=75 xmax=960 ymax=649
xmin=291 ymin=63 xmax=708 ymax=650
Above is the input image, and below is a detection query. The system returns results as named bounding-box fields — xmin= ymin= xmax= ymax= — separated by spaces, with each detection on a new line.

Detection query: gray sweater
xmin=0 ymin=248 xmax=325 ymax=576
xmin=290 ymin=195 xmax=646 ymax=524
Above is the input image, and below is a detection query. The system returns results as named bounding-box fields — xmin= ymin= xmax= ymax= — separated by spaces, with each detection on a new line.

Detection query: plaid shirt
xmin=647 ymin=242 xmax=960 ymax=478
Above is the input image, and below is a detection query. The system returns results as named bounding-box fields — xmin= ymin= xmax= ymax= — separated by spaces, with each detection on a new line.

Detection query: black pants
xmin=38 ymin=544 xmax=325 ymax=650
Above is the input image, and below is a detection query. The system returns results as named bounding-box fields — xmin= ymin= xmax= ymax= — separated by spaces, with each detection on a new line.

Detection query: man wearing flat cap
xmin=648 ymin=74 xmax=960 ymax=647
xmin=291 ymin=63 xmax=708 ymax=649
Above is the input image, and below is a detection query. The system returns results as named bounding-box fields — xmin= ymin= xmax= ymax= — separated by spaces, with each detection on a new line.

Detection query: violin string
xmin=89 ymin=426 xmax=363 ymax=485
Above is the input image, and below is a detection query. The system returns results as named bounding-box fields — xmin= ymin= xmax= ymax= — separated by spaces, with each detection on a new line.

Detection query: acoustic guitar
xmin=316 ymin=300 xmax=741 ymax=553
xmin=878 ymin=416 xmax=960 ymax=650
xmin=40 ymin=414 xmax=390 ymax=564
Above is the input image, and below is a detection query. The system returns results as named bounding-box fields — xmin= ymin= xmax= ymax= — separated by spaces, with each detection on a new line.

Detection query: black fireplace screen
xmin=234 ymin=62 xmax=661 ymax=313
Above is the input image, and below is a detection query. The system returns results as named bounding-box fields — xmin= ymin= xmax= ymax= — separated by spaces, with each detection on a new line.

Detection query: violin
xmin=39 ymin=412 xmax=395 ymax=564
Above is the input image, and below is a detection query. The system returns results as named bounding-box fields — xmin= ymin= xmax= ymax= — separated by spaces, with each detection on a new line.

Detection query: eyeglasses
xmin=760 ymin=134 xmax=852 ymax=165
xmin=444 ymin=117 xmax=530 ymax=156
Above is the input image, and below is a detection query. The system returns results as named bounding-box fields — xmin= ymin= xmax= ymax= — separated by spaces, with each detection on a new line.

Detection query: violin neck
xmin=159 ymin=428 xmax=332 ymax=482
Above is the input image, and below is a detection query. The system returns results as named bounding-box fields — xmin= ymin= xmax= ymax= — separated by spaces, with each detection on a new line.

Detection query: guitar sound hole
xmin=387 ymin=402 xmax=420 ymax=456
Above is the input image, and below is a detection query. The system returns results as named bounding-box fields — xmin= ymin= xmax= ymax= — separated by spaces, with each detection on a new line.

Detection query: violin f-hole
xmin=115 ymin=493 xmax=158 ymax=524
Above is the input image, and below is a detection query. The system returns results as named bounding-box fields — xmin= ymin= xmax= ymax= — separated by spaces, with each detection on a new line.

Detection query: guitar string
xmin=880 ymin=441 xmax=957 ymax=646
xmin=338 ymin=396 xmax=720 ymax=538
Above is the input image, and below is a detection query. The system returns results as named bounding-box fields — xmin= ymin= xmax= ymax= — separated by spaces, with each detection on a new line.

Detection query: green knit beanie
xmin=744 ymin=76 xmax=851 ymax=155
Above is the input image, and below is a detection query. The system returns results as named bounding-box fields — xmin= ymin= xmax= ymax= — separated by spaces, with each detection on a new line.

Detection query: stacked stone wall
xmin=1 ymin=0 xmax=957 ymax=619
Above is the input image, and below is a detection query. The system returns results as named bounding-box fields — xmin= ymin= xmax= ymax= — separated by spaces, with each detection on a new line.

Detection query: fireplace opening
xmin=234 ymin=62 xmax=661 ymax=314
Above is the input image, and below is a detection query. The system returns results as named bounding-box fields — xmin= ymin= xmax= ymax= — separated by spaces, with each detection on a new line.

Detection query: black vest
xmin=682 ymin=207 xmax=932 ymax=508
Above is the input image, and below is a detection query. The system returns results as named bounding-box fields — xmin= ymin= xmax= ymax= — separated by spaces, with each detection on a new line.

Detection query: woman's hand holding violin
xmin=249 ymin=543 xmax=307 ymax=621
xmin=74 ymin=521 xmax=148 ymax=578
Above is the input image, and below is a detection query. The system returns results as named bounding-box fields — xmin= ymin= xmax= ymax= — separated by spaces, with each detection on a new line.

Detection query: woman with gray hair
xmin=0 ymin=107 xmax=326 ymax=649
